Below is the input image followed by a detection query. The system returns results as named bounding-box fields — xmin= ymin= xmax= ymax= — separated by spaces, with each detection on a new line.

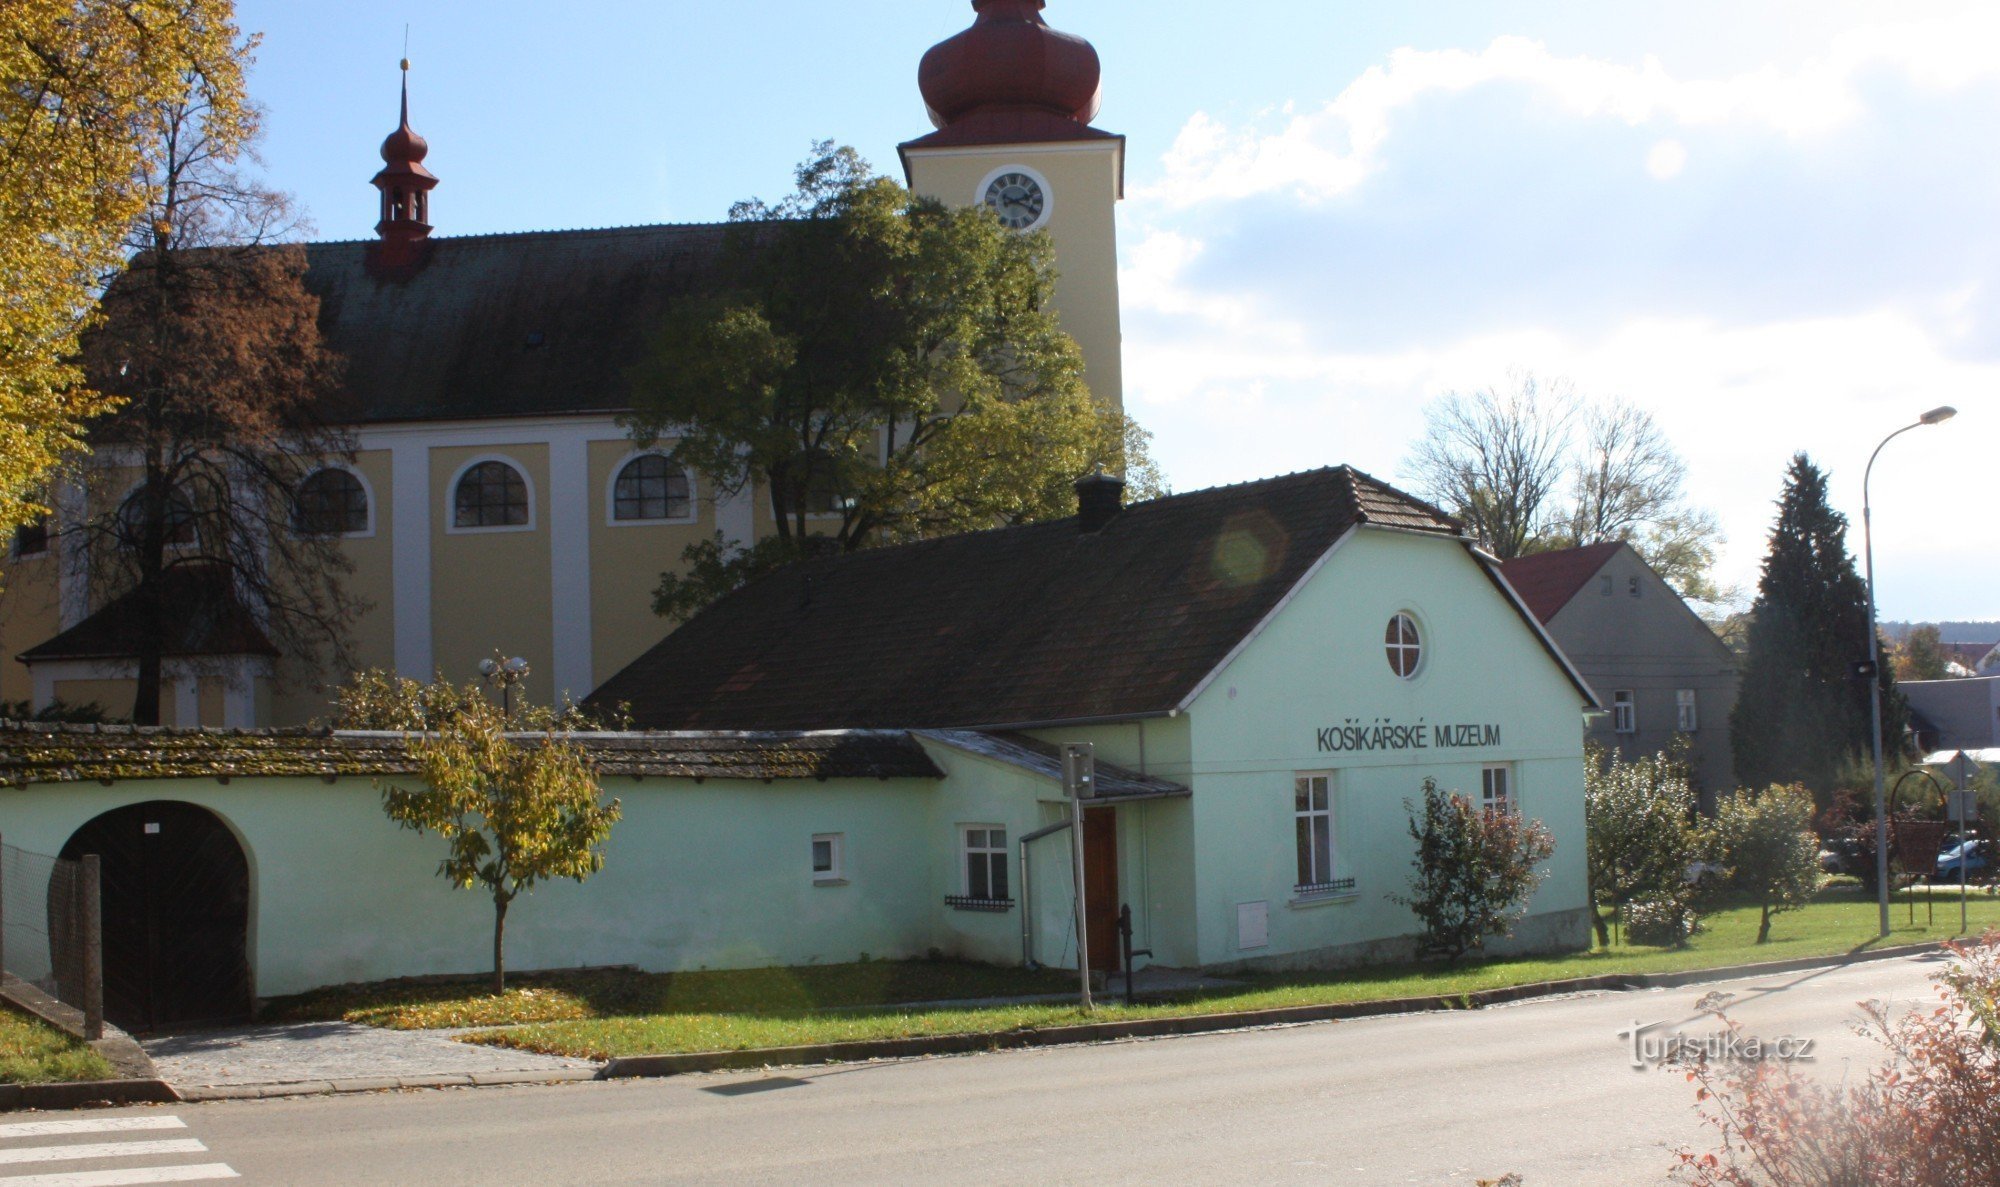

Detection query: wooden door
xmin=1083 ymin=807 xmax=1120 ymax=972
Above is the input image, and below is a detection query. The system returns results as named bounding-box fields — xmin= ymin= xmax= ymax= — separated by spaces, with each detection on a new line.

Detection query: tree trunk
xmin=492 ymin=893 xmax=510 ymax=995
xmin=1756 ymin=903 xmax=1772 ymax=944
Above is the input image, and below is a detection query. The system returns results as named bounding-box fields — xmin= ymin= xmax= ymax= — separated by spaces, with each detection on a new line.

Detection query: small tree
xmin=1707 ymin=784 xmax=1823 ymax=944
xmin=1586 ymin=745 xmax=1701 ymax=946
xmin=366 ymin=675 xmax=622 ymax=993
xmin=1894 ymin=624 xmax=1949 ymax=682
xmin=1393 ymin=778 xmax=1556 ymax=961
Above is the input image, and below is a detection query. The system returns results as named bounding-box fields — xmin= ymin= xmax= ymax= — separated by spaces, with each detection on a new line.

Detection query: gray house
xmin=1501 ymin=542 xmax=1739 ymax=806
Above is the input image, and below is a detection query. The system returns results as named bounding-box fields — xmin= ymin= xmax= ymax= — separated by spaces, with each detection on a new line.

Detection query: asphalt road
xmin=10 ymin=953 xmax=1950 ymax=1187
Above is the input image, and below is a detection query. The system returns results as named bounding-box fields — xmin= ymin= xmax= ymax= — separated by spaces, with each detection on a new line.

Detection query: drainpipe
xmin=1018 ymin=818 xmax=1073 ymax=968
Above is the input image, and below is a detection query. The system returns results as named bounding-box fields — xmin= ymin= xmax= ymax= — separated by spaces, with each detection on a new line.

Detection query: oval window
xmin=1385 ymin=613 xmax=1422 ymax=678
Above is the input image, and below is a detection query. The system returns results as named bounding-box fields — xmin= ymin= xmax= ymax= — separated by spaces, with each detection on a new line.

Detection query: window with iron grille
xmin=117 ymin=489 xmax=195 ymax=549
xmin=453 ymin=461 xmax=530 ymax=529
xmin=1295 ymin=773 xmax=1342 ymax=891
xmin=960 ymin=826 xmax=1009 ymax=902
xmin=293 ymin=468 xmax=368 ymax=535
xmin=612 ymin=454 xmax=692 ymax=522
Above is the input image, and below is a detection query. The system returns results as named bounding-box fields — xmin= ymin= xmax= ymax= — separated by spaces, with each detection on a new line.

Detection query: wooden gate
xmin=58 ymin=801 xmax=251 ymax=1031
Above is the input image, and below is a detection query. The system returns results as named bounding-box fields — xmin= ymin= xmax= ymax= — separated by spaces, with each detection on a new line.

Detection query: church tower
xmin=900 ymin=0 xmax=1124 ymax=411
xmin=369 ymin=59 xmax=439 ymax=275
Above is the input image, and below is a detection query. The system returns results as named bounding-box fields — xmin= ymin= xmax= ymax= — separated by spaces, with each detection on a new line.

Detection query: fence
xmin=0 ymin=834 xmax=102 ymax=1040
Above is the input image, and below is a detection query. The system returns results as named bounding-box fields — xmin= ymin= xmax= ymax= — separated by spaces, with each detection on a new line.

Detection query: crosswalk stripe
xmin=0 ymin=1141 xmax=207 ymax=1166
xmin=0 ymin=1165 xmax=238 ymax=1186
xmin=0 ymin=1122 xmax=184 ymax=1142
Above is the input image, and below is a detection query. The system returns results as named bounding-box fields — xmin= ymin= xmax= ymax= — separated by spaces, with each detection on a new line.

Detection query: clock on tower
xmin=899 ymin=0 xmax=1126 ymax=413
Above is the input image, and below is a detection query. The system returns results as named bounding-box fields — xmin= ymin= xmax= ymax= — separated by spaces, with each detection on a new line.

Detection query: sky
xmin=234 ymin=0 xmax=1997 ymax=621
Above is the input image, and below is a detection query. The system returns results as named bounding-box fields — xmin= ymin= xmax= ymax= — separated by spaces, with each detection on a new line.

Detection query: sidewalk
xmin=142 ymin=1020 xmax=600 ymax=1099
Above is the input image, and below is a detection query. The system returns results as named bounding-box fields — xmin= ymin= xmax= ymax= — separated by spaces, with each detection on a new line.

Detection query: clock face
xmin=983 ymin=171 xmax=1047 ymax=230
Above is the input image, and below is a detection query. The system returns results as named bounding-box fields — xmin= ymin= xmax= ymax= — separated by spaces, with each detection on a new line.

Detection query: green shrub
xmin=1393 ymin=778 xmax=1556 ymax=961
xmin=1624 ymin=895 xmax=1700 ymax=948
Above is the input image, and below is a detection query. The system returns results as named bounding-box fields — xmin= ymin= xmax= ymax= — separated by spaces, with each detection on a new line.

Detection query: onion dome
xmin=375 ymin=60 xmax=435 ymax=180
xmin=919 ymin=0 xmax=1103 ymax=131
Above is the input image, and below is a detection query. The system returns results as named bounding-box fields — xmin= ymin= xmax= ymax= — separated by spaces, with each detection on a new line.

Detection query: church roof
xmin=18 ymin=565 xmax=279 ymax=665
xmin=301 ymin=222 xmax=739 ymax=424
xmin=588 ymin=466 xmax=1481 ymax=731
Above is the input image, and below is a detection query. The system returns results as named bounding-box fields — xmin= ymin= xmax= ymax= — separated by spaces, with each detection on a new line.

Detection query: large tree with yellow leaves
xmin=0 ymin=0 xmax=250 ymax=540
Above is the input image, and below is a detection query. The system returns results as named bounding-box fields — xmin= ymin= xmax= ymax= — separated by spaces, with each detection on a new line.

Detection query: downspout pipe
xmin=1018 ymin=818 xmax=1073 ymax=968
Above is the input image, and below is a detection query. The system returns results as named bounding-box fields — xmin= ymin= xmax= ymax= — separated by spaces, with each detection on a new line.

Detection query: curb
xmin=173 ymin=1067 xmax=601 ymax=1102
xmin=0 ymin=1079 xmax=179 ymax=1112
xmin=598 ymin=941 xmax=1950 ymax=1081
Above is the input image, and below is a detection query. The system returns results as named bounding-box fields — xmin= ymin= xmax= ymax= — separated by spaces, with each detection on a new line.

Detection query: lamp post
xmin=1863 ymin=405 xmax=1956 ymax=938
xmin=479 ymin=654 xmax=530 ymax=719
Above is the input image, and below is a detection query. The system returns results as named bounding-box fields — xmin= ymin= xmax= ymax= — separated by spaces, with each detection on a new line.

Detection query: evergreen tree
xmin=1729 ymin=455 xmax=1906 ymax=797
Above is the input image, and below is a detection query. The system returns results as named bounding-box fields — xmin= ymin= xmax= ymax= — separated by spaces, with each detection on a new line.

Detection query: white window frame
xmin=445 ymin=455 xmax=537 ymax=535
xmin=1676 ymin=689 xmax=1698 ymax=732
xmin=1482 ymin=764 xmax=1513 ymax=815
xmin=604 ymin=449 xmax=699 ymax=528
xmin=291 ymin=463 xmax=376 ymax=539
xmin=1385 ymin=612 xmax=1424 ymax=680
xmin=960 ymin=825 xmax=1011 ymax=903
xmin=1613 ymin=690 xmax=1637 ymax=734
xmin=114 ymin=480 xmax=199 ymax=554
xmin=1293 ymin=772 xmax=1343 ymax=893
xmin=811 ymin=832 xmax=845 ymax=885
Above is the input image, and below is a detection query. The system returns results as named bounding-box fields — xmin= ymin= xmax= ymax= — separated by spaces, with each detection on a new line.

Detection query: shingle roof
xmin=588 ymin=466 xmax=1465 ymax=731
xmin=18 ymin=565 xmax=278 ymax=664
xmin=1496 ymin=542 xmax=1624 ymax=624
xmin=301 ymin=223 xmax=737 ymax=423
xmin=918 ymin=730 xmax=1189 ymax=799
xmin=0 ymin=723 xmax=942 ymax=787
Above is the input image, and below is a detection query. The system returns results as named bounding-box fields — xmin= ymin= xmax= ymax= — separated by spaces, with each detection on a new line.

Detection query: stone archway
xmin=57 ymin=801 xmax=252 ymax=1031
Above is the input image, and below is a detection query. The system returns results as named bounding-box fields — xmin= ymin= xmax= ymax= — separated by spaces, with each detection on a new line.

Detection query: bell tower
xmin=369 ymin=59 xmax=439 ymax=274
xmin=899 ymin=0 xmax=1125 ymax=412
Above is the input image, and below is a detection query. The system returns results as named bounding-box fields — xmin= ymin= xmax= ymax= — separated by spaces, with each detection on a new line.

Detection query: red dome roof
xmin=380 ymin=121 xmax=429 ymax=167
xmin=919 ymin=0 xmax=1102 ymax=130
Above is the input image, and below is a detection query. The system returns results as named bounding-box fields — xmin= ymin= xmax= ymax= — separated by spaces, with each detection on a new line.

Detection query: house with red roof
xmin=1501 ymin=542 xmax=1739 ymax=805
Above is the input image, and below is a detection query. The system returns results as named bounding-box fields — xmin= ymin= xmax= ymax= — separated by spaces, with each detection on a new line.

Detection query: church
xmin=0 ymin=0 xmax=1127 ymax=728
xmin=0 ymin=3 xmax=1601 ymax=1020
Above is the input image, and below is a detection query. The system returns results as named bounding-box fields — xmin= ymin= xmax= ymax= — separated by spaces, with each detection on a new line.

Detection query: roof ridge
xmin=304 ymin=220 xmax=739 ymax=249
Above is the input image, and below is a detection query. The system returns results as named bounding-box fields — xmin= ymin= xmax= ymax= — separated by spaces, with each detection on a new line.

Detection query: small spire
xmin=369 ymin=51 xmax=439 ymax=274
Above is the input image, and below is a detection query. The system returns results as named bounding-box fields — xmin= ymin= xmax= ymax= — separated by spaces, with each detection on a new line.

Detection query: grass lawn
xmin=453 ymin=885 xmax=2000 ymax=1061
xmin=262 ymin=958 xmax=1078 ymax=1030
xmin=0 ymin=1005 xmax=113 ymax=1085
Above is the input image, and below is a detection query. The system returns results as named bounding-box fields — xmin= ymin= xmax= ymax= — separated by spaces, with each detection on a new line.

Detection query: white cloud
xmin=1136 ymin=15 xmax=2000 ymax=210
xmin=1645 ymin=139 xmax=1688 ymax=180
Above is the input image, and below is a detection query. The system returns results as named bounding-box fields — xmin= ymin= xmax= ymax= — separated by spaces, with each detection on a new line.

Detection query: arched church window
xmin=117 ymin=488 xmax=196 ymax=550
xmin=293 ymin=468 xmax=369 ymax=535
xmin=453 ymin=461 xmax=530 ymax=529
xmin=612 ymin=455 xmax=692 ymax=522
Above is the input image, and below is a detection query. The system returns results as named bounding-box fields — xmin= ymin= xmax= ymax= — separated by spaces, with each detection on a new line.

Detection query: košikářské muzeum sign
xmin=1315 ymin=719 xmax=1503 ymax=754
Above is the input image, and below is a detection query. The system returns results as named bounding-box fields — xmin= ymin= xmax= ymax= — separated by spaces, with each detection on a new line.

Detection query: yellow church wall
xmin=0 ymin=551 xmax=61 ymax=707
xmin=905 ymin=140 xmax=1124 ymax=414
xmin=266 ymin=449 xmax=398 ymax=727
xmin=428 ymin=443 xmax=555 ymax=705
xmin=53 ymin=679 xmax=138 ymax=721
xmin=586 ymin=440 xmax=712 ymax=691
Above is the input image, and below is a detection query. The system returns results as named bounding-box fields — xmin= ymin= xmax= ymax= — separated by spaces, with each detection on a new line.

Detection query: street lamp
xmin=479 ymin=654 xmax=530 ymax=719
xmin=1863 ymin=405 xmax=1956 ymax=938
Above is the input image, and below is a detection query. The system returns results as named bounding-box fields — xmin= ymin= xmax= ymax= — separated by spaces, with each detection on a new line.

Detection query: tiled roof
xmin=0 ymin=723 xmax=943 ymax=787
xmin=18 ymin=565 xmax=278 ymax=664
xmin=1496 ymin=542 xmax=1624 ymax=624
xmin=589 ymin=466 xmax=1465 ymax=731
xmin=918 ymin=730 xmax=1190 ymax=799
xmin=299 ymin=223 xmax=739 ymax=424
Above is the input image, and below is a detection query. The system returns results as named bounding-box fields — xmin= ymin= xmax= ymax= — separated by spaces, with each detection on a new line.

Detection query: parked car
xmin=1819 ymin=837 xmax=1869 ymax=878
xmin=1936 ymin=838 xmax=1992 ymax=883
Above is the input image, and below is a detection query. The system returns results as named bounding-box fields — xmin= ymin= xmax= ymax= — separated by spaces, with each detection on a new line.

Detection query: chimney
xmin=1074 ymin=470 xmax=1125 ymax=533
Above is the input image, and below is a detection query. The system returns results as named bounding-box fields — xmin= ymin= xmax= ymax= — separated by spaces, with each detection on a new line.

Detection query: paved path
xmin=93 ymin=952 xmax=1945 ymax=1185
xmin=141 ymin=1021 xmax=596 ymax=1090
